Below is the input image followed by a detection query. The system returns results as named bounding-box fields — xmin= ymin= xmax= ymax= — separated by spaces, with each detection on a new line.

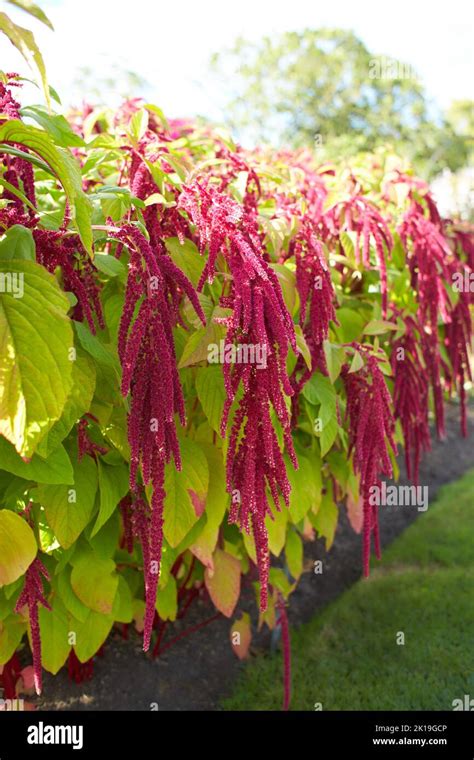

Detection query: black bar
xmin=0 ymin=710 xmax=472 ymax=757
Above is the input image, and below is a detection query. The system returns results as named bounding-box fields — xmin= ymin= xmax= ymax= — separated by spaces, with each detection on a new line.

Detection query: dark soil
xmin=36 ymin=402 xmax=474 ymax=711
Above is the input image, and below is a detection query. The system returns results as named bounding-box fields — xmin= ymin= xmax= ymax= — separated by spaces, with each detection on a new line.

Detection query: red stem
xmin=177 ymin=587 xmax=200 ymax=619
xmin=157 ymin=614 xmax=220 ymax=657
xmin=277 ymin=595 xmax=291 ymax=712
xmin=177 ymin=556 xmax=196 ymax=600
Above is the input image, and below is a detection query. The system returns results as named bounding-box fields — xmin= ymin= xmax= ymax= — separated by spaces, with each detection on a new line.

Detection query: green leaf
xmin=56 ymin=567 xmax=89 ymax=623
xmin=333 ymin=307 xmax=366 ymax=343
xmin=0 ymin=437 xmax=73 ymax=484
xmin=0 ymin=589 xmax=16 ymax=620
xmin=0 ymin=224 xmax=35 ymax=260
xmin=0 ymin=13 xmax=50 ymax=108
xmin=74 ymin=321 xmax=119 ymax=372
xmin=201 ymin=444 xmax=227 ymax=528
xmin=339 ymin=231 xmax=356 ymax=265
xmin=303 ymin=373 xmax=336 ymax=408
xmin=0 ymin=142 xmax=50 ymax=172
xmin=178 ymin=306 xmax=226 ymax=368
xmin=303 ymin=374 xmax=338 ymax=456
xmin=165 ymin=238 xmax=205 ymax=287
xmin=144 ymin=193 xmax=176 ymax=208
xmin=72 ymin=609 xmax=114 ymax=663
xmin=20 ymin=105 xmax=85 ymax=148
xmin=89 ymin=511 xmax=119 ymax=559
xmin=0 ymin=121 xmax=92 ymax=253
xmin=128 ymin=108 xmax=149 ymax=142
xmin=323 ymin=340 xmax=345 ymax=383
xmin=391 ymin=232 xmax=406 ymax=268
xmin=92 ymin=461 xmax=129 ymax=537
xmin=103 ymin=293 xmax=124 ymax=342
xmin=268 ymin=567 xmax=293 ymax=598
xmin=178 ymin=328 xmax=207 ymax=367
xmin=94 ymin=185 xmax=136 ymax=221
xmin=37 ymin=596 xmax=71 ymax=674
xmin=0 ymin=175 xmax=38 ymax=213
xmin=311 ymin=491 xmax=338 ymax=549
xmin=269 ymin=263 xmax=296 ymax=314
xmin=287 ymin=452 xmax=321 ymax=524
xmin=156 ymin=541 xmax=177 ymax=589
xmin=0 ymin=260 xmax=73 ymax=458
xmin=163 ymin=438 xmax=209 ymax=547
xmin=0 ymin=614 xmax=26 ymax=664
xmin=93 ymin=252 xmax=126 ymax=279
xmin=70 ymin=551 xmax=118 ymax=615
xmin=196 ymin=365 xmax=226 ymax=436
xmin=285 ymin=529 xmax=303 ymax=580
xmin=349 ymin=349 xmax=364 ymax=373
xmin=37 ymin=455 xmax=98 ymax=548
xmin=327 ymin=451 xmax=350 ymax=487
xmin=112 ymin=576 xmax=133 ymax=623
xmin=294 ymin=325 xmax=312 ymax=370
xmin=36 ymin=350 xmax=96 ymax=457
xmin=266 ymin=506 xmax=288 ymax=557
xmin=190 ymin=520 xmax=219 ymax=569
xmin=6 ymin=0 xmax=54 ymax=30
xmin=363 ymin=319 xmax=398 ymax=335
xmin=156 ymin=575 xmax=177 ymax=621
xmin=319 ymin=409 xmax=338 ymax=457
xmin=0 ymin=509 xmax=37 ymax=586
xmin=204 ymin=549 xmax=241 ymax=618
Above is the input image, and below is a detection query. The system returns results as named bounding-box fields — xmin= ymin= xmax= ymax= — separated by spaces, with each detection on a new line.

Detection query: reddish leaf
xmin=17 ymin=665 xmax=35 ymax=694
xmin=230 ymin=612 xmax=251 ymax=660
xmin=188 ymin=489 xmax=206 ymax=518
xmin=346 ymin=492 xmax=364 ymax=534
xmin=204 ymin=549 xmax=241 ymax=618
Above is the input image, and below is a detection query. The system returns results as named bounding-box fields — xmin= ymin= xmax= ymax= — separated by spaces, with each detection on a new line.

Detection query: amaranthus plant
xmin=0 ymin=68 xmax=472 ymax=707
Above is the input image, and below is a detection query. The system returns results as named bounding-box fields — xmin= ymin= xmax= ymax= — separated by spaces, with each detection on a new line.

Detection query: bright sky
xmin=1 ymin=0 xmax=473 ymax=121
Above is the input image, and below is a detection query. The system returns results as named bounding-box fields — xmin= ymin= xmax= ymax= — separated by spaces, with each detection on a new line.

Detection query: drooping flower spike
xmin=324 ymin=195 xmax=393 ymax=316
xmin=179 ymin=181 xmax=298 ymax=610
xmin=391 ymin=315 xmax=431 ymax=484
xmin=342 ymin=348 xmax=397 ymax=576
xmin=15 ymin=557 xmax=51 ymax=695
xmin=111 ymin=223 xmax=205 ymax=649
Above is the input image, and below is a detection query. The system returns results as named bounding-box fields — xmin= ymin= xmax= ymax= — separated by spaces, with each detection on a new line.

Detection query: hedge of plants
xmin=0 ymin=64 xmax=472 ymax=702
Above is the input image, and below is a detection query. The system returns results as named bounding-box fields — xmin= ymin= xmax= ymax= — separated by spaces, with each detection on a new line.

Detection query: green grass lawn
xmin=223 ymin=470 xmax=474 ymax=711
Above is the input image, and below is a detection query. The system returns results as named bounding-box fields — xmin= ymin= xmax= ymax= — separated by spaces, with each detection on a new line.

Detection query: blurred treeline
xmin=211 ymin=29 xmax=473 ymax=189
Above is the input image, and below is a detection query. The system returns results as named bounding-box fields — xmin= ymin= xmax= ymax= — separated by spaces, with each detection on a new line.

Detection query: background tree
xmin=211 ymin=28 xmax=472 ymax=180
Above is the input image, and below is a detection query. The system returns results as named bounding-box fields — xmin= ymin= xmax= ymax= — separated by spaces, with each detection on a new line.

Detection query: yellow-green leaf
xmin=0 ymin=13 xmax=50 ymax=108
xmin=70 ymin=552 xmax=118 ymax=615
xmin=163 ymin=438 xmax=209 ymax=547
xmin=0 ymin=121 xmax=92 ymax=253
xmin=0 ymin=614 xmax=26 ymax=663
xmin=0 ymin=509 xmax=37 ymax=586
xmin=72 ymin=610 xmax=114 ymax=663
xmin=6 ymin=1 xmax=54 ymax=30
xmin=196 ymin=365 xmax=226 ymax=436
xmin=204 ymin=549 xmax=240 ymax=618
xmin=0 ymin=260 xmax=73 ymax=458
xmin=38 ymin=455 xmax=98 ymax=549
xmin=285 ymin=529 xmax=303 ymax=580
xmin=92 ymin=460 xmax=129 ymax=537
xmin=156 ymin=575 xmax=177 ymax=622
xmin=37 ymin=596 xmax=71 ymax=674
xmin=230 ymin=612 xmax=251 ymax=660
